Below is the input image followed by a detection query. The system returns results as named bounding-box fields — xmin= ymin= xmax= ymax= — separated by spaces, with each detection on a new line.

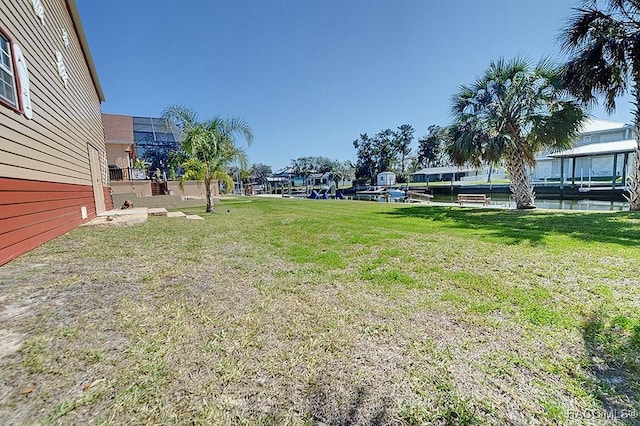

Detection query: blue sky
xmin=77 ymin=0 xmax=633 ymax=171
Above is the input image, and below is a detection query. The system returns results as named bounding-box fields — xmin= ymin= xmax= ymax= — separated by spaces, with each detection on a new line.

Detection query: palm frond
xmin=161 ymin=105 xmax=198 ymax=132
xmin=448 ymin=57 xmax=586 ymax=170
xmin=222 ymin=117 xmax=254 ymax=146
xmin=560 ymin=0 xmax=639 ymax=113
xmin=561 ymin=7 xmax=612 ymax=50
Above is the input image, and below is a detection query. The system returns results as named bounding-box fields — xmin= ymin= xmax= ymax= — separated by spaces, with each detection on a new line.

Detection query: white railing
xmin=459 ymin=173 xmax=506 ymax=182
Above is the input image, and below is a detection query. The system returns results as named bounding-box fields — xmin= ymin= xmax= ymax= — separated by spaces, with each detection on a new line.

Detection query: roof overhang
xmin=578 ymin=118 xmax=628 ymax=134
xmin=412 ymin=166 xmax=481 ymax=175
xmin=105 ymin=139 xmax=133 ymax=145
xmin=66 ymin=0 xmax=105 ymax=102
xmin=549 ymin=139 xmax=637 ymax=158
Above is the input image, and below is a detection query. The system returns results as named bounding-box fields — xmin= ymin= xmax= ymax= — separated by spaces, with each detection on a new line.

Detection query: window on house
xmin=601 ymin=132 xmax=623 ymax=143
xmin=0 ymin=30 xmax=18 ymax=108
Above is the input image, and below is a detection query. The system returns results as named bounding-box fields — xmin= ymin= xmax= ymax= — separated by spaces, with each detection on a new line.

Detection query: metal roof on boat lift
xmin=549 ymin=140 xmax=637 ymax=158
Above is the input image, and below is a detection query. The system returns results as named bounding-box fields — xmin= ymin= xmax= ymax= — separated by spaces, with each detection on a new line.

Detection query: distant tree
xmin=213 ymin=169 xmax=235 ymax=194
xmin=354 ymin=128 xmax=411 ymax=184
xmin=162 ymin=105 xmax=253 ymax=213
xmin=250 ymin=163 xmax=272 ymax=185
xmin=393 ymin=124 xmax=414 ymax=183
xmin=227 ymin=166 xmax=251 ymax=186
xmin=373 ymin=129 xmax=396 ymax=173
xmin=323 ymin=159 xmax=348 ymax=188
xmin=290 ymin=156 xmax=343 ymax=188
xmin=407 ymin=156 xmax=421 ymax=176
xmin=561 ymin=0 xmax=640 ymax=210
xmin=290 ymin=156 xmax=331 ymax=174
xmin=338 ymin=160 xmax=355 ymax=186
xmin=290 ymin=156 xmax=315 ymax=190
xmin=313 ymin=156 xmax=337 ymax=173
xmin=448 ymin=58 xmax=586 ymax=209
xmin=417 ymin=125 xmax=448 ymax=168
xmin=318 ymin=159 xmax=355 ymax=188
xmin=353 ymin=133 xmax=376 ymax=184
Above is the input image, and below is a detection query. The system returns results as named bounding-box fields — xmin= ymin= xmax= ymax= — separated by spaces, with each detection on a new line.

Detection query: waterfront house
xmin=533 ymin=118 xmax=636 ymax=189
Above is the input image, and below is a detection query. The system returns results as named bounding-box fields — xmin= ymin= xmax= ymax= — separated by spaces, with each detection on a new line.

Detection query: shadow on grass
xmin=307 ymin=386 xmax=392 ymax=425
xmin=582 ymin=312 xmax=640 ymax=425
xmin=383 ymin=206 xmax=640 ymax=246
xmin=306 ymin=381 xmax=486 ymax=425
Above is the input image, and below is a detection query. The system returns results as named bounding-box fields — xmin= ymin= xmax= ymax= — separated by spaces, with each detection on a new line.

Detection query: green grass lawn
xmin=1 ymin=197 xmax=639 ymax=424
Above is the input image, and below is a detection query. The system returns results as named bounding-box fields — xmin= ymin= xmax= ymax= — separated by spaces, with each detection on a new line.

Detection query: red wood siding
xmin=103 ymin=186 xmax=113 ymax=210
xmin=0 ymin=177 xmax=97 ymax=265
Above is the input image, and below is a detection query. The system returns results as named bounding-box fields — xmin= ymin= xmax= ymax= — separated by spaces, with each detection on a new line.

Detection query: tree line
xmin=352 ymin=124 xmax=450 ymax=185
xmin=289 ymin=156 xmax=354 ymax=188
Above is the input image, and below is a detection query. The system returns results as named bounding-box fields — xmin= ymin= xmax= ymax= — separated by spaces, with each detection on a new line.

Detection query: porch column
xmin=612 ymin=154 xmax=618 ymax=191
xmin=571 ymin=157 xmax=576 ymax=185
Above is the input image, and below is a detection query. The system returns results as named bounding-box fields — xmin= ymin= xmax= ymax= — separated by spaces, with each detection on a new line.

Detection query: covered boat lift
xmin=549 ymin=139 xmax=637 ymax=192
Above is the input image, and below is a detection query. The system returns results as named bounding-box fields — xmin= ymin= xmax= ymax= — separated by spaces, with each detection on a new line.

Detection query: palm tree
xmin=162 ymin=105 xmax=253 ymax=212
xmin=561 ymin=0 xmax=640 ymax=210
xmin=448 ymin=57 xmax=586 ymax=209
xmin=394 ymin=124 xmax=415 ymax=181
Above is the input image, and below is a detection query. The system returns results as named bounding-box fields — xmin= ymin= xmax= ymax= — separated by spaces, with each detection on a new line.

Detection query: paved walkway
xmin=84 ymin=207 xmax=203 ymax=227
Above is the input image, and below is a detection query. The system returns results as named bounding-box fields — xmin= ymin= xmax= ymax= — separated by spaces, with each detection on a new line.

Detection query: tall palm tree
xmin=561 ymin=0 xmax=640 ymax=210
xmin=448 ymin=57 xmax=586 ymax=209
xmin=162 ymin=105 xmax=253 ymax=212
xmin=394 ymin=124 xmax=415 ymax=181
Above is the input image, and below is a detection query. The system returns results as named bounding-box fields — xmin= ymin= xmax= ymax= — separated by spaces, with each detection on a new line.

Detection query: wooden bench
xmin=458 ymin=194 xmax=490 ymax=206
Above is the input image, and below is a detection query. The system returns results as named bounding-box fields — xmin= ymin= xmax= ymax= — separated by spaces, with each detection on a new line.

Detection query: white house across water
xmin=534 ymin=118 xmax=636 ymax=190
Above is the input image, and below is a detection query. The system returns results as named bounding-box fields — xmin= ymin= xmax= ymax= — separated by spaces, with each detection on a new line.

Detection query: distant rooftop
xmin=413 ymin=166 xmax=481 ymax=175
xmin=273 ymin=167 xmax=294 ymax=176
xmin=580 ymin=118 xmax=628 ymax=134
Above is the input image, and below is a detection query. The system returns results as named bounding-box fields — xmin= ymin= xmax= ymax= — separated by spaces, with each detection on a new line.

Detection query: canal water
xmin=433 ymin=195 xmax=629 ymax=211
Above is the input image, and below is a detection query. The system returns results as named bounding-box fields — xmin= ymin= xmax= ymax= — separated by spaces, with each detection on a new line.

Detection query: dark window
xmin=132 ymin=117 xmax=182 ymax=172
xmin=154 ymin=132 xmax=176 ymax=142
xmin=134 ymin=131 xmax=154 ymax=143
xmin=133 ymin=117 xmax=153 ymax=132
xmin=0 ymin=30 xmax=17 ymax=109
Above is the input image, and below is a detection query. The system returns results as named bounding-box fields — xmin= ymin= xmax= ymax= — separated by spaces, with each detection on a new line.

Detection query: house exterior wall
xmin=106 ymin=143 xmax=128 ymax=169
xmin=103 ymin=113 xmax=133 ymax=168
xmin=534 ymin=120 xmax=635 ymax=182
xmin=0 ymin=0 xmax=107 ymax=265
xmin=167 ymin=180 xmax=219 ymax=198
xmin=104 ymin=113 xmax=185 ymax=177
xmin=110 ymin=181 xmax=152 ymax=197
xmin=110 ymin=180 xmax=218 ymax=198
xmin=411 ymin=167 xmax=487 ymax=183
xmin=103 ymin=113 xmax=133 ymax=143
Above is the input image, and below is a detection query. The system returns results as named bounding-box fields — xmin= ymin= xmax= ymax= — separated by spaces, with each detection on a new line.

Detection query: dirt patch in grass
xmin=0 ymin=329 xmax=23 ymax=359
